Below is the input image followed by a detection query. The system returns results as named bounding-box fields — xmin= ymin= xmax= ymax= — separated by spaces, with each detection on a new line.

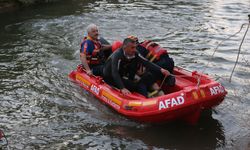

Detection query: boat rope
xmin=202 ymin=23 xmax=248 ymax=74
xmin=196 ymin=15 xmax=250 ymax=86
xmin=148 ymin=74 xmax=168 ymax=97
xmin=159 ymin=74 xmax=168 ymax=89
xmin=229 ymin=15 xmax=250 ymax=82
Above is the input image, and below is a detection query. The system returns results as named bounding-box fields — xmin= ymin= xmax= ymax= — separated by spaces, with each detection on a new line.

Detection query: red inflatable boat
xmin=69 ymin=65 xmax=227 ymax=124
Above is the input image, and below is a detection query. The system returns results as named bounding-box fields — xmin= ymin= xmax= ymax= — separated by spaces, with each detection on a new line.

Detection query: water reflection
xmin=105 ymin=110 xmax=225 ymax=149
xmin=0 ymin=0 xmax=249 ymax=149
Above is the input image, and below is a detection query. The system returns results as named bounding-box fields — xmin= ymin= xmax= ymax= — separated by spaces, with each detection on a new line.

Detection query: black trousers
xmin=104 ymin=72 xmax=154 ymax=97
xmin=155 ymin=54 xmax=174 ymax=73
xmin=152 ymin=55 xmax=176 ymax=86
xmin=90 ymin=64 xmax=104 ymax=76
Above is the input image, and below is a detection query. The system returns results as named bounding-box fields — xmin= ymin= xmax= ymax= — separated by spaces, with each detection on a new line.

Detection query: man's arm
xmin=111 ymin=53 xmax=131 ymax=95
xmin=80 ymin=41 xmax=92 ymax=75
xmin=80 ymin=53 xmax=91 ymax=74
xmin=111 ymin=53 xmax=125 ymax=89
xmin=101 ymin=45 xmax=112 ymax=51
xmin=138 ymin=54 xmax=170 ymax=76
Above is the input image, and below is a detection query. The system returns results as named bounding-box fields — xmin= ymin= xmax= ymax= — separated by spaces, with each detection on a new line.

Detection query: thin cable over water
xmin=195 ymin=17 xmax=250 ymax=86
xmin=229 ymin=20 xmax=250 ymax=82
xmin=202 ymin=23 xmax=248 ymax=74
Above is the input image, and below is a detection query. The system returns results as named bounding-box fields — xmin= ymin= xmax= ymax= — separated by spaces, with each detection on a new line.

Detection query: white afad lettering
xmin=177 ymin=96 xmax=185 ymax=105
xmin=164 ymin=99 xmax=171 ymax=108
xmin=210 ymin=85 xmax=225 ymax=96
xmin=171 ymin=98 xmax=178 ymax=107
xmin=159 ymin=95 xmax=185 ymax=110
xmin=102 ymin=96 xmax=120 ymax=109
xmin=159 ymin=101 xmax=166 ymax=110
xmin=90 ymin=84 xmax=100 ymax=95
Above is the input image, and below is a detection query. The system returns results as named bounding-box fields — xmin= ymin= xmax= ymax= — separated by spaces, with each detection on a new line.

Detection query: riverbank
xmin=0 ymin=0 xmax=59 ymax=13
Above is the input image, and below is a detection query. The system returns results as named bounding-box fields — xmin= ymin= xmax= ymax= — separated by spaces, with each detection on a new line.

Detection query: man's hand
xmin=160 ymin=68 xmax=170 ymax=77
xmin=86 ymin=70 xmax=93 ymax=75
xmin=121 ymin=88 xmax=131 ymax=95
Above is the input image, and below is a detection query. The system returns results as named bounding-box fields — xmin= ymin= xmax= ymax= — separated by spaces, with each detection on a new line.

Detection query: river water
xmin=0 ymin=0 xmax=250 ymax=149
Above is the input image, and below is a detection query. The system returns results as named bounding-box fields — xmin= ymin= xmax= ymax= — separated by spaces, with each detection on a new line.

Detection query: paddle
xmin=148 ymin=74 xmax=169 ymax=97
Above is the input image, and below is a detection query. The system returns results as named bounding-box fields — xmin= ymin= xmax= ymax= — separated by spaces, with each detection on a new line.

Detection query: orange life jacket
xmin=81 ymin=36 xmax=102 ymax=65
xmin=140 ymin=40 xmax=168 ymax=62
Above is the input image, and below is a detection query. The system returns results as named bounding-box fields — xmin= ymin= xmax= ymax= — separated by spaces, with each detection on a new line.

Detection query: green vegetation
xmin=0 ymin=0 xmax=59 ymax=5
xmin=0 ymin=0 xmax=59 ymax=13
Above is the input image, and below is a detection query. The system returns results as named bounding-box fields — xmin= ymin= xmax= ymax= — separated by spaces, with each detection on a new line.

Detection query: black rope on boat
xmin=202 ymin=23 xmax=248 ymax=74
xmin=229 ymin=15 xmax=250 ymax=82
xmin=148 ymin=74 xmax=168 ymax=97
xmin=196 ymin=15 xmax=250 ymax=85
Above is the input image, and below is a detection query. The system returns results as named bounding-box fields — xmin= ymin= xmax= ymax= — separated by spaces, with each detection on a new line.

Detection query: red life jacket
xmin=112 ymin=40 xmax=123 ymax=52
xmin=140 ymin=40 xmax=168 ymax=62
xmin=81 ymin=36 xmax=102 ymax=65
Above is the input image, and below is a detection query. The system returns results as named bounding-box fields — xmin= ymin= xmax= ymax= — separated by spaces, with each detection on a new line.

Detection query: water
xmin=0 ymin=0 xmax=250 ymax=149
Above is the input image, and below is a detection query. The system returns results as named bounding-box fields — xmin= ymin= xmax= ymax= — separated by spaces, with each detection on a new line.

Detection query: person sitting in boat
xmin=102 ymin=37 xmax=170 ymax=97
xmin=80 ymin=24 xmax=112 ymax=76
xmin=128 ymin=35 xmax=176 ymax=86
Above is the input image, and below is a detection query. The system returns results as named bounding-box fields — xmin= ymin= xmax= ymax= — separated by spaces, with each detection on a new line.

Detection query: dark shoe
xmin=166 ymin=75 xmax=176 ymax=86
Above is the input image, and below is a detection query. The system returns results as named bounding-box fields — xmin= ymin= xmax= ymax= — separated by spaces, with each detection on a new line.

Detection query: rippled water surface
xmin=0 ymin=0 xmax=250 ymax=149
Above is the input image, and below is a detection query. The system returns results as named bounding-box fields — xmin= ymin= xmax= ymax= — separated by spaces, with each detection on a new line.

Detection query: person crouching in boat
xmin=102 ymin=37 xmax=170 ymax=97
xmin=128 ymin=36 xmax=176 ymax=87
xmin=80 ymin=24 xmax=112 ymax=76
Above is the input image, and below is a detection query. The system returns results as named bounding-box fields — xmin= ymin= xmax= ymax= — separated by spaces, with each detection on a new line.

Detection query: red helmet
xmin=112 ymin=40 xmax=123 ymax=52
